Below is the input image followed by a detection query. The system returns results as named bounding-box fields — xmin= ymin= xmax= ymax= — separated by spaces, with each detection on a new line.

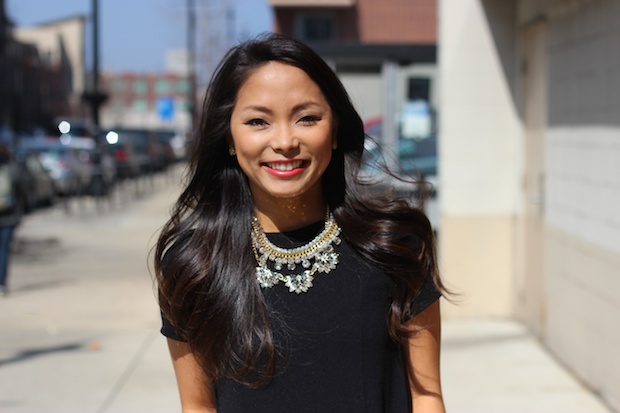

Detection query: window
xmin=295 ymin=13 xmax=335 ymax=42
xmin=155 ymin=80 xmax=170 ymax=94
xmin=113 ymin=79 xmax=125 ymax=92
xmin=407 ymin=78 xmax=431 ymax=102
xmin=133 ymin=99 xmax=148 ymax=111
xmin=133 ymin=80 xmax=148 ymax=94
xmin=176 ymin=80 xmax=190 ymax=94
xmin=178 ymin=99 xmax=190 ymax=111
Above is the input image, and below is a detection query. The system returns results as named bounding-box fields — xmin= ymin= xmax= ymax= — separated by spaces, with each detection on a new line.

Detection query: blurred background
xmin=0 ymin=0 xmax=619 ymax=412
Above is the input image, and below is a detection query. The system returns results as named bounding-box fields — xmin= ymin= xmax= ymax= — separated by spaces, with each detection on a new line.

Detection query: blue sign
xmin=157 ymin=97 xmax=175 ymax=121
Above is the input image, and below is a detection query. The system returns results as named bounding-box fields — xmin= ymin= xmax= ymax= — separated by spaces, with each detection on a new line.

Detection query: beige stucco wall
xmin=438 ymin=0 xmax=521 ymax=317
xmin=439 ymin=215 xmax=515 ymax=318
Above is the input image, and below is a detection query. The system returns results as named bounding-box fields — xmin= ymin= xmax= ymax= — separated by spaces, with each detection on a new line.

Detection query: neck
xmin=253 ymin=197 xmax=327 ymax=233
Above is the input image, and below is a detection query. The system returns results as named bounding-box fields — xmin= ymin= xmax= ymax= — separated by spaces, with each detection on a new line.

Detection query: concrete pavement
xmin=0 ymin=165 xmax=614 ymax=412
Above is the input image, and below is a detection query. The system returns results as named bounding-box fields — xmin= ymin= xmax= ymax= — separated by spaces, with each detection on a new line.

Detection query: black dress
xmin=161 ymin=221 xmax=440 ymax=413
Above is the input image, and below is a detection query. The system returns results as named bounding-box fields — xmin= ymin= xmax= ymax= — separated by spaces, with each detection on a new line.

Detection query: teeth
xmin=267 ymin=161 xmax=302 ymax=171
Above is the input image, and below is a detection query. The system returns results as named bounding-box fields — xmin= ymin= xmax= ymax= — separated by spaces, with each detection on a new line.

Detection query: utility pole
xmin=83 ymin=0 xmax=106 ymax=132
xmin=92 ymin=0 xmax=100 ymax=127
xmin=187 ymin=0 xmax=197 ymax=133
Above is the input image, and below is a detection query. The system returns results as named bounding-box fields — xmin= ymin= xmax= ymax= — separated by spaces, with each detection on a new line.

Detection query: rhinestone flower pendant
xmin=256 ymin=266 xmax=279 ymax=288
xmin=284 ymin=272 xmax=314 ymax=294
xmin=314 ymin=249 xmax=339 ymax=273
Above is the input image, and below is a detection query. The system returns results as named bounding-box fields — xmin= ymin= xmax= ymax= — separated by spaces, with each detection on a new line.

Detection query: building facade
xmin=12 ymin=15 xmax=87 ymax=123
xmin=272 ymin=0 xmax=436 ymax=44
xmin=0 ymin=6 xmax=77 ymax=136
xmin=99 ymin=71 xmax=192 ymax=131
xmin=439 ymin=0 xmax=620 ymax=409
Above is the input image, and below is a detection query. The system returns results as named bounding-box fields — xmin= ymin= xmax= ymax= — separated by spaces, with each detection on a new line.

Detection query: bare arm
xmin=404 ymin=300 xmax=446 ymax=413
xmin=167 ymin=338 xmax=217 ymax=413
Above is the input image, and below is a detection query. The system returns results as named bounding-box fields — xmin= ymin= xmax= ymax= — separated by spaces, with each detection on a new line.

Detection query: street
xmin=0 ymin=164 xmax=614 ymax=413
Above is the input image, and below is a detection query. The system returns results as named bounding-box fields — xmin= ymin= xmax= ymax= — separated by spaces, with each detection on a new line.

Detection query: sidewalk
xmin=0 ymin=166 xmax=613 ymax=413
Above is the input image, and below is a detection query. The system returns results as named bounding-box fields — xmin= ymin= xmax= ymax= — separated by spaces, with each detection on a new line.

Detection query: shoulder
xmin=161 ymin=229 xmax=195 ymax=271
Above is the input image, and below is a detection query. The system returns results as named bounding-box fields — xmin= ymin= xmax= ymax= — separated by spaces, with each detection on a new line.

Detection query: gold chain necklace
xmin=251 ymin=208 xmax=342 ymax=294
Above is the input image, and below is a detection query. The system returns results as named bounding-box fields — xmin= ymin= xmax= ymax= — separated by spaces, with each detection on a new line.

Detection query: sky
xmin=6 ymin=0 xmax=273 ymax=73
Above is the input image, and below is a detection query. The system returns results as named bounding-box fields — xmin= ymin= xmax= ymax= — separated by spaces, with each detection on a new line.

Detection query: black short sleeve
xmin=412 ymin=274 xmax=441 ymax=316
xmin=158 ymin=232 xmax=192 ymax=342
xmin=160 ymin=311 xmax=187 ymax=342
xmin=400 ymin=232 xmax=442 ymax=316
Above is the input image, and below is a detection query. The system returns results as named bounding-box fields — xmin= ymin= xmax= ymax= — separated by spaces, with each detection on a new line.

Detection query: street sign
xmin=157 ymin=97 xmax=175 ymax=121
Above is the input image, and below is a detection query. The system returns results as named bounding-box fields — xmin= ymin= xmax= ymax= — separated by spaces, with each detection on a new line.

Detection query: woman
xmin=155 ymin=33 xmax=447 ymax=412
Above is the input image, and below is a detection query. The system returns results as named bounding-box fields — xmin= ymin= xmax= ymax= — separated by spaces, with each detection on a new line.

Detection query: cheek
xmin=316 ymin=142 xmax=333 ymax=174
xmin=235 ymin=152 xmax=256 ymax=178
xmin=230 ymin=127 xmax=258 ymax=159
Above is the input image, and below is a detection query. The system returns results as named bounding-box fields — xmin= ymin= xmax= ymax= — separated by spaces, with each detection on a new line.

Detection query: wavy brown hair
xmin=154 ymin=33 xmax=445 ymax=388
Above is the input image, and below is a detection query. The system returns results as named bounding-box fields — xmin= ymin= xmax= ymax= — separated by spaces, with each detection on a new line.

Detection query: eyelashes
xmin=246 ymin=118 xmax=267 ymax=127
xmin=244 ymin=115 xmax=322 ymax=128
xmin=298 ymin=115 xmax=320 ymax=125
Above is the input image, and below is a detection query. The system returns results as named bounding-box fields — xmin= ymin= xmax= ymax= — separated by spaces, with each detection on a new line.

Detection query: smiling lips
xmin=263 ymin=160 xmax=305 ymax=177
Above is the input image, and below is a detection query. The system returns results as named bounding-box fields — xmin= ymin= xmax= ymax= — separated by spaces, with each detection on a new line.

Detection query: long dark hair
xmin=155 ymin=33 xmax=444 ymax=388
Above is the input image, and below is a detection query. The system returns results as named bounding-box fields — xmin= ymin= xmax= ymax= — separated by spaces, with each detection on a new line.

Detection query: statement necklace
xmin=251 ymin=208 xmax=342 ymax=294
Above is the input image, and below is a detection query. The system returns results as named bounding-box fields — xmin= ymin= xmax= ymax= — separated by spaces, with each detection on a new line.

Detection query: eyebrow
xmin=239 ymin=101 xmax=323 ymax=115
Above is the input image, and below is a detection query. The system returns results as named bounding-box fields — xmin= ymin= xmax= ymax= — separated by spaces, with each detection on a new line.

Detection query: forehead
xmin=236 ymin=61 xmax=326 ymax=103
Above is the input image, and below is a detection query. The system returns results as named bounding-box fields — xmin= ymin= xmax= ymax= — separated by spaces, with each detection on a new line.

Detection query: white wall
xmin=339 ymin=73 xmax=383 ymax=123
xmin=542 ymin=0 xmax=620 ymax=255
xmin=438 ymin=0 xmax=521 ymax=317
xmin=439 ymin=0 xmax=620 ymax=408
xmin=440 ymin=0 xmax=521 ymax=216
xmin=518 ymin=0 xmax=620 ymax=409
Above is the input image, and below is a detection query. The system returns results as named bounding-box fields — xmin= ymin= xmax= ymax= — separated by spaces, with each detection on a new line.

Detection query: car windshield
xmin=362 ymin=120 xmax=437 ymax=177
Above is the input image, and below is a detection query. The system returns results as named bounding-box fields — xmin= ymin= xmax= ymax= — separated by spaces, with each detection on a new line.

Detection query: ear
xmin=331 ymin=119 xmax=339 ymax=150
xmin=227 ymin=135 xmax=235 ymax=155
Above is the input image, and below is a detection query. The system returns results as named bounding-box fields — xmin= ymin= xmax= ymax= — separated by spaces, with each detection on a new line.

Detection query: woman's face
xmin=230 ymin=61 xmax=334 ymax=206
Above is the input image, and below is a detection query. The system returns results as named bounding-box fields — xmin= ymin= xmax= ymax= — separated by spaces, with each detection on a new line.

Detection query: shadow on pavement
xmin=4 ymin=278 xmax=76 ymax=296
xmin=0 ymin=342 xmax=85 ymax=368
xmin=12 ymin=236 xmax=62 ymax=263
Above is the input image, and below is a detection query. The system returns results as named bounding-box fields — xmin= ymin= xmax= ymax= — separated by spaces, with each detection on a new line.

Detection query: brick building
xmin=272 ymin=0 xmax=436 ymax=44
xmin=100 ymin=71 xmax=192 ymax=131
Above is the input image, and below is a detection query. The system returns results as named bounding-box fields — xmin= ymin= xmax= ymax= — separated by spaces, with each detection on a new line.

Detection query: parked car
xmin=19 ymin=138 xmax=90 ymax=196
xmin=153 ymin=129 xmax=178 ymax=169
xmin=13 ymin=151 xmax=56 ymax=211
xmin=157 ymin=129 xmax=189 ymax=161
xmin=60 ymin=137 xmax=116 ymax=196
xmin=104 ymin=128 xmax=155 ymax=178
xmin=362 ymin=117 xmax=438 ymax=178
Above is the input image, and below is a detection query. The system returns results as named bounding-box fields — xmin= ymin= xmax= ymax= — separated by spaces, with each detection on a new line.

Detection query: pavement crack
xmin=96 ymin=330 xmax=158 ymax=413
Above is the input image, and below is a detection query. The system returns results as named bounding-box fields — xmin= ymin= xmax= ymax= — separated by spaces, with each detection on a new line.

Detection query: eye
xmin=246 ymin=118 xmax=268 ymax=127
xmin=298 ymin=115 xmax=320 ymax=125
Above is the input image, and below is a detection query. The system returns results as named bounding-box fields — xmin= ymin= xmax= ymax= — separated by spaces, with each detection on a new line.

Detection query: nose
xmin=270 ymin=125 xmax=299 ymax=153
